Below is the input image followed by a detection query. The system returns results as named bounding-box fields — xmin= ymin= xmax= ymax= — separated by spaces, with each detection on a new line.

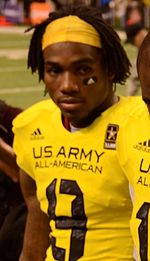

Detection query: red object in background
xmin=30 ymin=2 xmax=55 ymax=25
xmin=0 ymin=15 xmax=13 ymax=25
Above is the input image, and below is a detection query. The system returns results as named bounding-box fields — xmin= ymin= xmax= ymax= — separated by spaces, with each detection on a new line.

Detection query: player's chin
xmin=62 ymin=109 xmax=81 ymax=119
xmin=61 ymin=108 xmax=85 ymax=123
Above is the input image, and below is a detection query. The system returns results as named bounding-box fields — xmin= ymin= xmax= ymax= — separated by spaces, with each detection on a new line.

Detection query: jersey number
xmin=46 ymin=179 xmax=87 ymax=261
xmin=137 ymin=202 xmax=150 ymax=261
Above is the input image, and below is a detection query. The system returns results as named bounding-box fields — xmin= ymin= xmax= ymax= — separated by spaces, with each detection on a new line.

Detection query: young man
xmin=12 ymin=5 xmax=146 ymax=261
xmin=117 ymin=32 xmax=150 ymax=261
xmin=137 ymin=31 xmax=150 ymax=111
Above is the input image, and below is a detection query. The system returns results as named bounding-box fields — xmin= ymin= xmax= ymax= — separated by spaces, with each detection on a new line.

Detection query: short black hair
xmin=26 ymin=4 xmax=131 ymax=85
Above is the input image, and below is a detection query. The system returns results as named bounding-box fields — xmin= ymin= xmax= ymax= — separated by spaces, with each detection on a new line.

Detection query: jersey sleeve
xmin=13 ymin=114 xmax=35 ymax=179
xmin=12 ymin=99 xmax=55 ymax=180
xmin=12 ymin=100 xmax=48 ymax=179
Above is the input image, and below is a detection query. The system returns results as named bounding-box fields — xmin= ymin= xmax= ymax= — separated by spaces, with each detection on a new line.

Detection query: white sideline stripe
xmin=0 ymin=86 xmax=43 ymax=94
xmin=0 ymin=66 xmax=26 ymax=72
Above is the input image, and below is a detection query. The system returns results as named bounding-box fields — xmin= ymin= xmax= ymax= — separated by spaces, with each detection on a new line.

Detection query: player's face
xmin=43 ymin=42 xmax=114 ymax=127
xmin=138 ymin=63 xmax=150 ymax=113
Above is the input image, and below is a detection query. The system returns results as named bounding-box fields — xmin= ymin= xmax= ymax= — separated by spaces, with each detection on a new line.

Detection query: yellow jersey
xmin=13 ymin=97 xmax=140 ymax=261
xmin=117 ymin=98 xmax=150 ymax=261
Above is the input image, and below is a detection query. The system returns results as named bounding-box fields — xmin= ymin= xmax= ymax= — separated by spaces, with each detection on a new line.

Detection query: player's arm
xmin=0 ymin=137 xmax=19 ymax=182
xmin=19 ymin=169 xmax=51 ymax=261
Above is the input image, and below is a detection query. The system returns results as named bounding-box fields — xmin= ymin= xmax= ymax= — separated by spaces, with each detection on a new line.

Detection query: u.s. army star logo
xmin=104 ymin=124 xmax=119 ymax=150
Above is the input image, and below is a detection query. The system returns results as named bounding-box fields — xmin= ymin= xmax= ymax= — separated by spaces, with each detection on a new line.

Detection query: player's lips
xmin=58 ymin=97 xmax=84 ymax=110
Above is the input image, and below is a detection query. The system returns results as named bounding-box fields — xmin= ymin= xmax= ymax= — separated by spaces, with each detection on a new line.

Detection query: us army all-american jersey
xmin=13 ymin=97 xmax=139 ymax=261
xmin=117 ymin=98 xmax=150 ymax=261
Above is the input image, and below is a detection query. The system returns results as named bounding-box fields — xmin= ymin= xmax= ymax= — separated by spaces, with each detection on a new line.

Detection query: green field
xmin=0 ymin=29 xmax=47 ymax=109
xmin=0 ymin=28 xmax=140 ymax=109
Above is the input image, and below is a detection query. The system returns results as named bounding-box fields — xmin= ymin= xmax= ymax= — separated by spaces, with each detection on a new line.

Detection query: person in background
xmin=0 ymin=100 xmax=22 ymax=225
xmin=124 ymin=0 xmax=148 ymax=96
xmin=125 ymin=1 xmax=144 ymax=27
xmin=0 ymin=137 xmax=19 ymax=183
xmin=0 ymin=100 xmax=27 ymax=261
xmin=12 ymin=4 xmax=148 ymax=261
xmin=117 ymin=31 xmax=150 ymax=261
xmin=137 ymin=30 xmax=150 ymax=109
xmin=0 ymin=100 xmax=22 ymax=147
xmin=125 ymin=21 xmax=148 ymax=96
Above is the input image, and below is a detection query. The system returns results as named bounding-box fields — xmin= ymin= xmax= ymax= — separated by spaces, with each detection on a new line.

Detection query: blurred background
xmin=0 ymin=0 xmax=150 ymax=109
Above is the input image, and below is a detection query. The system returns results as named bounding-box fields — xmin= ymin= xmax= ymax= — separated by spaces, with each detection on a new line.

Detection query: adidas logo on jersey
xmin=30 ymin=128 xmax=44 ymax=140
xmin=133 ymin=140 xmax=150 ymax=153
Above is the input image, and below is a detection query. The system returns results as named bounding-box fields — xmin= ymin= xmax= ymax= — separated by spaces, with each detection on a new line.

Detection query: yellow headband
xmin=42 ymin=15 xmax=102 ymax=50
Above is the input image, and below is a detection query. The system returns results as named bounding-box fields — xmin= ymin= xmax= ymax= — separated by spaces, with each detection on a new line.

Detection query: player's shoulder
xmin=127 ymin=96 xmax=149 ymax=118
xmin=117 ymin=96 xmax=148 ymax=118
xmin=109 ymin=96 xmax=148 ymax=129
xmin=13 ymin=99 xmax=56 ymax=128
xmin=109 ymin=96 xmax=138 ymax=120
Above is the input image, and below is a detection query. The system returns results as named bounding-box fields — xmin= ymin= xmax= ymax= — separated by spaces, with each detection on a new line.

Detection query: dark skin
xmin=19 ymin=42 xmax=119 ymax=261
xmin=137 ymin=47 xmax=150 ymax=113
xmin=43 ymin=42 xmax=117 ymax=128
xmin=19 ymin=170 xmax=50 ymax=261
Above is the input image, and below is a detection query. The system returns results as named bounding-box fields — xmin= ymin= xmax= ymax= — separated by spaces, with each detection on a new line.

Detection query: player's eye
xmin=45 ymin=65 xmax=62 ymax=76
xmin=77 ymin=65 xmax=91 ymax=75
